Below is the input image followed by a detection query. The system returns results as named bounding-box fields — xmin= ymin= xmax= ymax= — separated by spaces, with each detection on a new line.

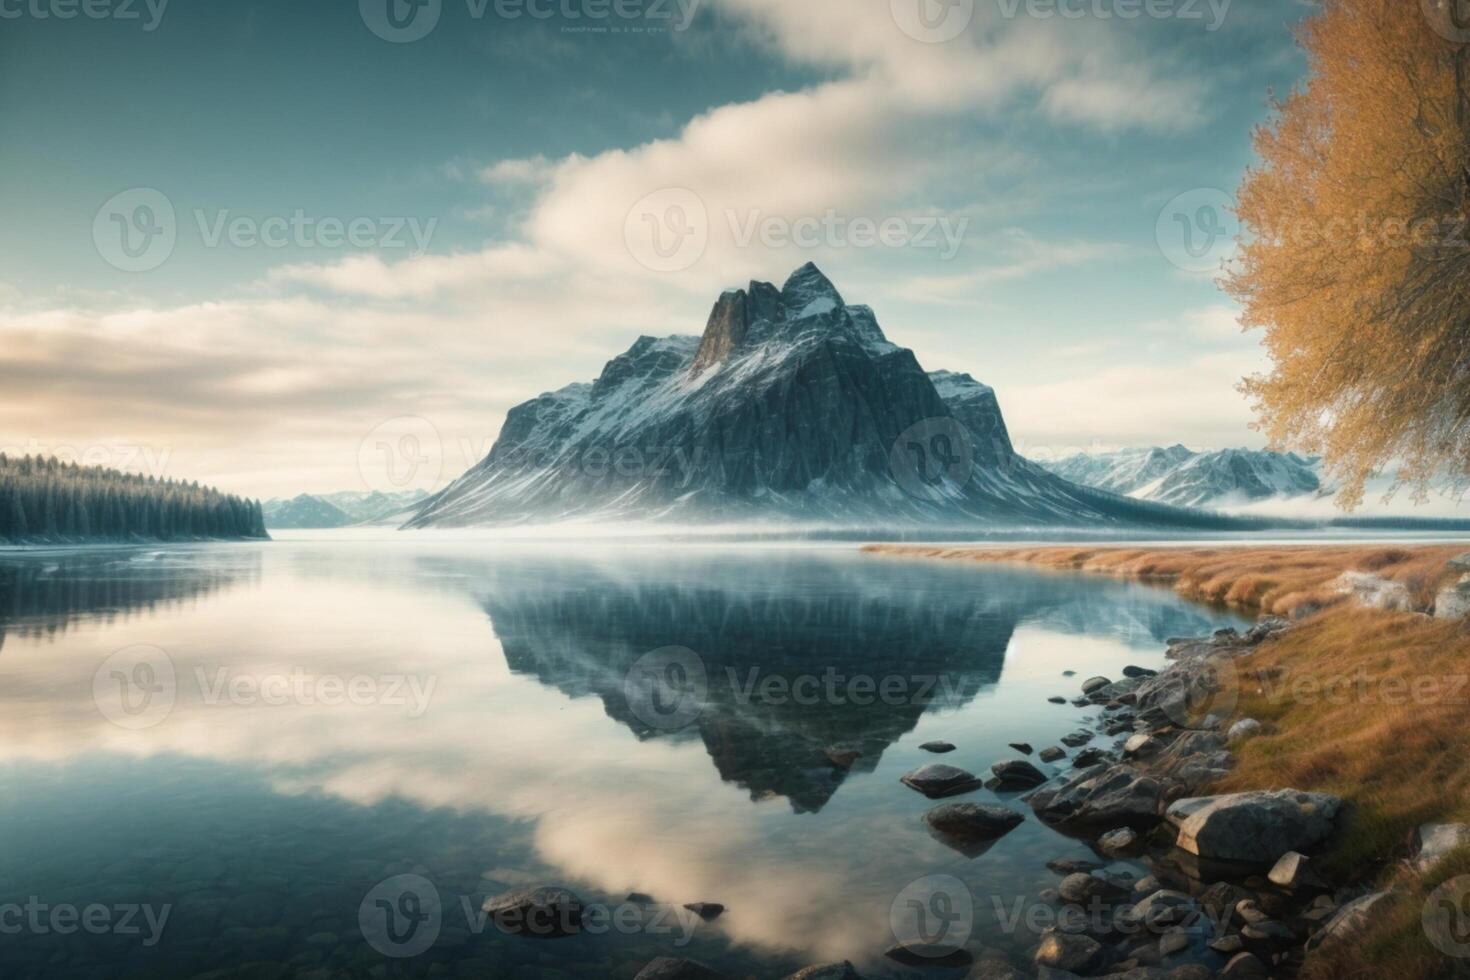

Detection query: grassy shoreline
xmin=865 ymin=543 xmax=1470 ymax=978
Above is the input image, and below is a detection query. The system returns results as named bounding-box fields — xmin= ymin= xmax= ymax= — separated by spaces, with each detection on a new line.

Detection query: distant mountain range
xmin=405 ymin=263 xmax=1249 ymax=531
xmin=263 ymin=490 xmax=427 ymax=529
xmin=1039 ymin=446 xmax=1323 ymax=509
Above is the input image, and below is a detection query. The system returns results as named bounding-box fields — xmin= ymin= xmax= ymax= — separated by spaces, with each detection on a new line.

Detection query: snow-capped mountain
xmin=1042 ymin=447 xmax=1321 ymax=508
xmin=264 ymin=490 xmax=427 ymax=529
xmin=408 ymin=264 xmax=1241 ymax=530
xmin=263 ymin=494 xmax=353 ymax=529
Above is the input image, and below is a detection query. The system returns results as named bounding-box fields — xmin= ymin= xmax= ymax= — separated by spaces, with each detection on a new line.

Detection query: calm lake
xmin=0 ymin=534 xmax=1251 ymax=979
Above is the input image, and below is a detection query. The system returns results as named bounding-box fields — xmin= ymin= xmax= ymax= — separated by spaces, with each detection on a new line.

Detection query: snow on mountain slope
xmin=407 ymin=264 xmax=1248 ymax=530
xmin=263 ymin=490 xmax=427 ymax=528
xmin=263 ymin=494 xmax=353 ymax=529
xmin=1041 ymin=446 xmax=1322 ymax=508
xmin=1045 ymin=445 xmax=1196 ymax=496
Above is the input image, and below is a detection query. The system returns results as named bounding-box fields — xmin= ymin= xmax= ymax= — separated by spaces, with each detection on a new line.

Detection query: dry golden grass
xmin=862 ymin=543 xmax=1466 ymax=616
xmin=866 ymin=543 xmax=1470 ymax=978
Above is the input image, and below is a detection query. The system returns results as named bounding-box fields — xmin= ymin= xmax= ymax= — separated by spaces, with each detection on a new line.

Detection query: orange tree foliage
xmin=1226 ymin=0 xmax=1470 ymax=507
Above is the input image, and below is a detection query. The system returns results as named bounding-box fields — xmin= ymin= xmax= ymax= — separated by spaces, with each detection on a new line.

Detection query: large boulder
xmin=1435 ymin=574 xmax=1470 ymax=619
xmin=1334 ymin=571 xmax=1412 ymax=611
xmin=900 ymin=763 xmax=983 ymax=799
xmin=1169 ymin=790 xmax=1342 ymax=870
xmin=1305 ymin=890 xmax=1395 ymax=953
xmin=1030 ymin=764 xmax=1166 ymax=831
xmin=1412 ymin=823 xmax=1470 ymax=873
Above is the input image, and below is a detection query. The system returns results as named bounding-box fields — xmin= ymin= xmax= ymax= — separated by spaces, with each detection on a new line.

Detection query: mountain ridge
xmin=408 ymin=264 xmax=1257 ymax=531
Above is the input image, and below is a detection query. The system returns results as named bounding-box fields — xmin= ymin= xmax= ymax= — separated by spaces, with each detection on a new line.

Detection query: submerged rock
xmin=781 ymin=963 xmax=864 ymax=980
xmin=683 ymin=902 xmax=724 ymax=920
xmin=1046 ymin=857 xmax=1103 ymax=875
xmin=901 ymin=763 xmax=983 ymax=799
xmin=1039 ymin=747 xmax=1067 ymax=763
xmin=1034 ymin=932 xmax=1103 ymax=973
xmin=483 ymin=886 xmax=584 ymax=939
xmin=1098 ymin=827 xmax=1140 ymax=856
xmin=1058 ymin=872 xmax=1131 ymax=906
xmin=635 ymin=957 xmax=730 ymax=980
xmin=883 ymin=942 xmax=973 ymax=967
xmin=919 ymin=740 xmax=957 ymax=754
xmin=990 ymin=759 xmax=1048 ymax=790
xmin=924 ymin=802 xmax=1024 ymax=840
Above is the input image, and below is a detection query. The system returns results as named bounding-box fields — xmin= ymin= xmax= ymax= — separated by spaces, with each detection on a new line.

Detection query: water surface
xmin=0 ymin=536 xmax=1250 ymax=978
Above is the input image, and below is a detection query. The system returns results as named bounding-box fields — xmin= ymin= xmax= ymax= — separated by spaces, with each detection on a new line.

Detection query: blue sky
xmin=0 ymin=0 xmax=1313 ymax=496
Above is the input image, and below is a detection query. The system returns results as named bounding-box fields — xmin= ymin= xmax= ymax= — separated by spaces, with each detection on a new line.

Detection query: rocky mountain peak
xmin=780 ymin=261 xmax=844 ymax=315
xmin=689 ymin=289 xmax=750 ymax=378
xmin=690 ymin=263 xmax=875 ymax=378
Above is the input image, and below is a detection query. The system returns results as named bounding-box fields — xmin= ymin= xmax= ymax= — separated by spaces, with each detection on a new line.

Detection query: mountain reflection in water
xmin=0 ymin=539 xmax=1248 ymax=977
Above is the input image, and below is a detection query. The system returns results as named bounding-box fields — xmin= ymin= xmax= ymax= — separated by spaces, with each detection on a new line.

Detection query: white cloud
xmin=479 ymin=154 xmax=556 ymax=185
xmin=1001 ymin=349 xmax=1270 ymax=457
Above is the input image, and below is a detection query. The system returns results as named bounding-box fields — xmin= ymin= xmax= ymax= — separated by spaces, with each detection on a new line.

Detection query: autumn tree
xmin=1227 ymin=0 xmax=1470 ymax=507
